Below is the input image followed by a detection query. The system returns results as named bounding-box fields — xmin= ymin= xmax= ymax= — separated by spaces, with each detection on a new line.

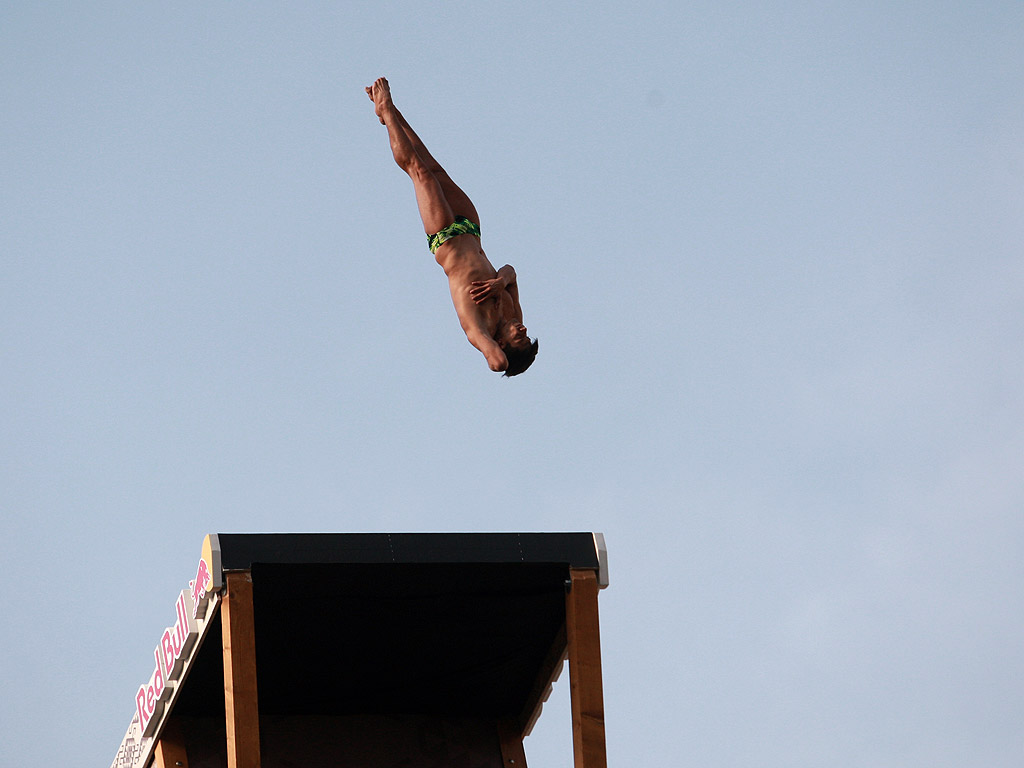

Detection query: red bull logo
xmin=134 ymin=590 xmax=198 ymax=735
xmin=113 ymin=534 xmax=222 ymax=768
xmin=190 ymin=558 xmax=211 ymax=618
xmin=130 ymin=535 xmax=221 ymax=739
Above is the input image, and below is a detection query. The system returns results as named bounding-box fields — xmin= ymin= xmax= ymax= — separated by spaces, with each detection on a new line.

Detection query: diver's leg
xmin=367 ymin=79 xmax=479 ymax=225
xmin=368 ymin=78 xmax=453 ymax=235
xmin=395 ymin=109 xmax=480 ymax=225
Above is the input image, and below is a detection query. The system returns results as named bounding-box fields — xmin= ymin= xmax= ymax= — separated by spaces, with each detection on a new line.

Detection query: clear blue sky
xmin=2 ymin=1 xmax=1022 ymax=766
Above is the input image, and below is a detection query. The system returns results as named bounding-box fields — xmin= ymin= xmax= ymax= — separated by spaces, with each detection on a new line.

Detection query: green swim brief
xmin=427 ymin=216 xmax=481 ymax=254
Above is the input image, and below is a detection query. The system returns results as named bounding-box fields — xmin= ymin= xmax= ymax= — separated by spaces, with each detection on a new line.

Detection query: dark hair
xmin=502 ymin=338 xmax=539 ymax=377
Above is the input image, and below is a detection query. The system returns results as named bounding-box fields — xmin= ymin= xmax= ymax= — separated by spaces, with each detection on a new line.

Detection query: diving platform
xmin=110 ymin=532 xmax=609 ymax=768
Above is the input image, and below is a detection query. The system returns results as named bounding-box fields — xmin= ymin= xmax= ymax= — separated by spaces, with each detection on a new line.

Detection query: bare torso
xmin=434 ymin=234 xmax=516 ymax=339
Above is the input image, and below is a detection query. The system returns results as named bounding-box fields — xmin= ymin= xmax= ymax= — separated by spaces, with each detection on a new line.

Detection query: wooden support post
xmin=152 ymin=719 xmax=189 ymax=768
xmin=498 ymin=719 xmax=529 ymax=768
xmin=565 ymin=568 xmax=607 ymax=768
xmin=222 ymin=571 xmax=261 ymax=768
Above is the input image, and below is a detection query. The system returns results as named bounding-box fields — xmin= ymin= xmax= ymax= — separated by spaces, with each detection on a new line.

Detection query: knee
xmin=405 ymin=157 xmax=434 ymax=184
xmin=392 ymin=145 xmax=423 ymax=174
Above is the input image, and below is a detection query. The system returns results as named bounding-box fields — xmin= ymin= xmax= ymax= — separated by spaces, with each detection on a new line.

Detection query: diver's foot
xmin=365 ymin=77 xmax=391 ymax=125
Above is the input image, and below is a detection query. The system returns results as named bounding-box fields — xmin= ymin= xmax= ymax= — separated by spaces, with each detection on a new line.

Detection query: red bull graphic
xmin=111 ymin=534 xmax=222 ymax=768
xmin=190 ymin=558 xmax=211 ymax=616
xmin=135 ymin=589 xmax=199 ymax=736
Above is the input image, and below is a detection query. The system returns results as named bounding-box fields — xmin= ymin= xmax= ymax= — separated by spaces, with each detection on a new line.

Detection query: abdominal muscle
xmin=434 ymin=235 xmax=495 ymax=281
xmin=436 ymin=236 xmax=503 ymax=335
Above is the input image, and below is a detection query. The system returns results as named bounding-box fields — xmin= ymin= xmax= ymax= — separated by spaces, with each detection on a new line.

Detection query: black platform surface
xmin=216 ymin=532 xmax=603 ymax=571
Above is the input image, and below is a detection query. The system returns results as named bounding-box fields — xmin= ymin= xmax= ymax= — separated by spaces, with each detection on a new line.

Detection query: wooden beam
xmin=498 ymin=719 xmax=529 ymax=768
xmin=221 ymin=571 xmax=261 ymax=768
xmin=152 ymin=719 xmax=189 ymax=768
xmin=565 ymin=568 xmax=607 ymax=768
xmin=518 ymin=622 xmax=567 ymax=737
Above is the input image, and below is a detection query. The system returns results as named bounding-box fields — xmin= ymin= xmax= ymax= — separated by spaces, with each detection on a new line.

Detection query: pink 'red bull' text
xmin=134 ymin=586 xmax=201 ymax=736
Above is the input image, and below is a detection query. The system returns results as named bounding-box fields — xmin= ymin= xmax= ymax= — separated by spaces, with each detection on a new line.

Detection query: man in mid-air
xmin=366 ymin=77 xmax=538 ymax=376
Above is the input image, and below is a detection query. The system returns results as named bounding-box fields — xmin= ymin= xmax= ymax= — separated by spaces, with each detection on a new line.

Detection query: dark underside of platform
xmin=173 ymin=561 xmax=569 ymax=719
